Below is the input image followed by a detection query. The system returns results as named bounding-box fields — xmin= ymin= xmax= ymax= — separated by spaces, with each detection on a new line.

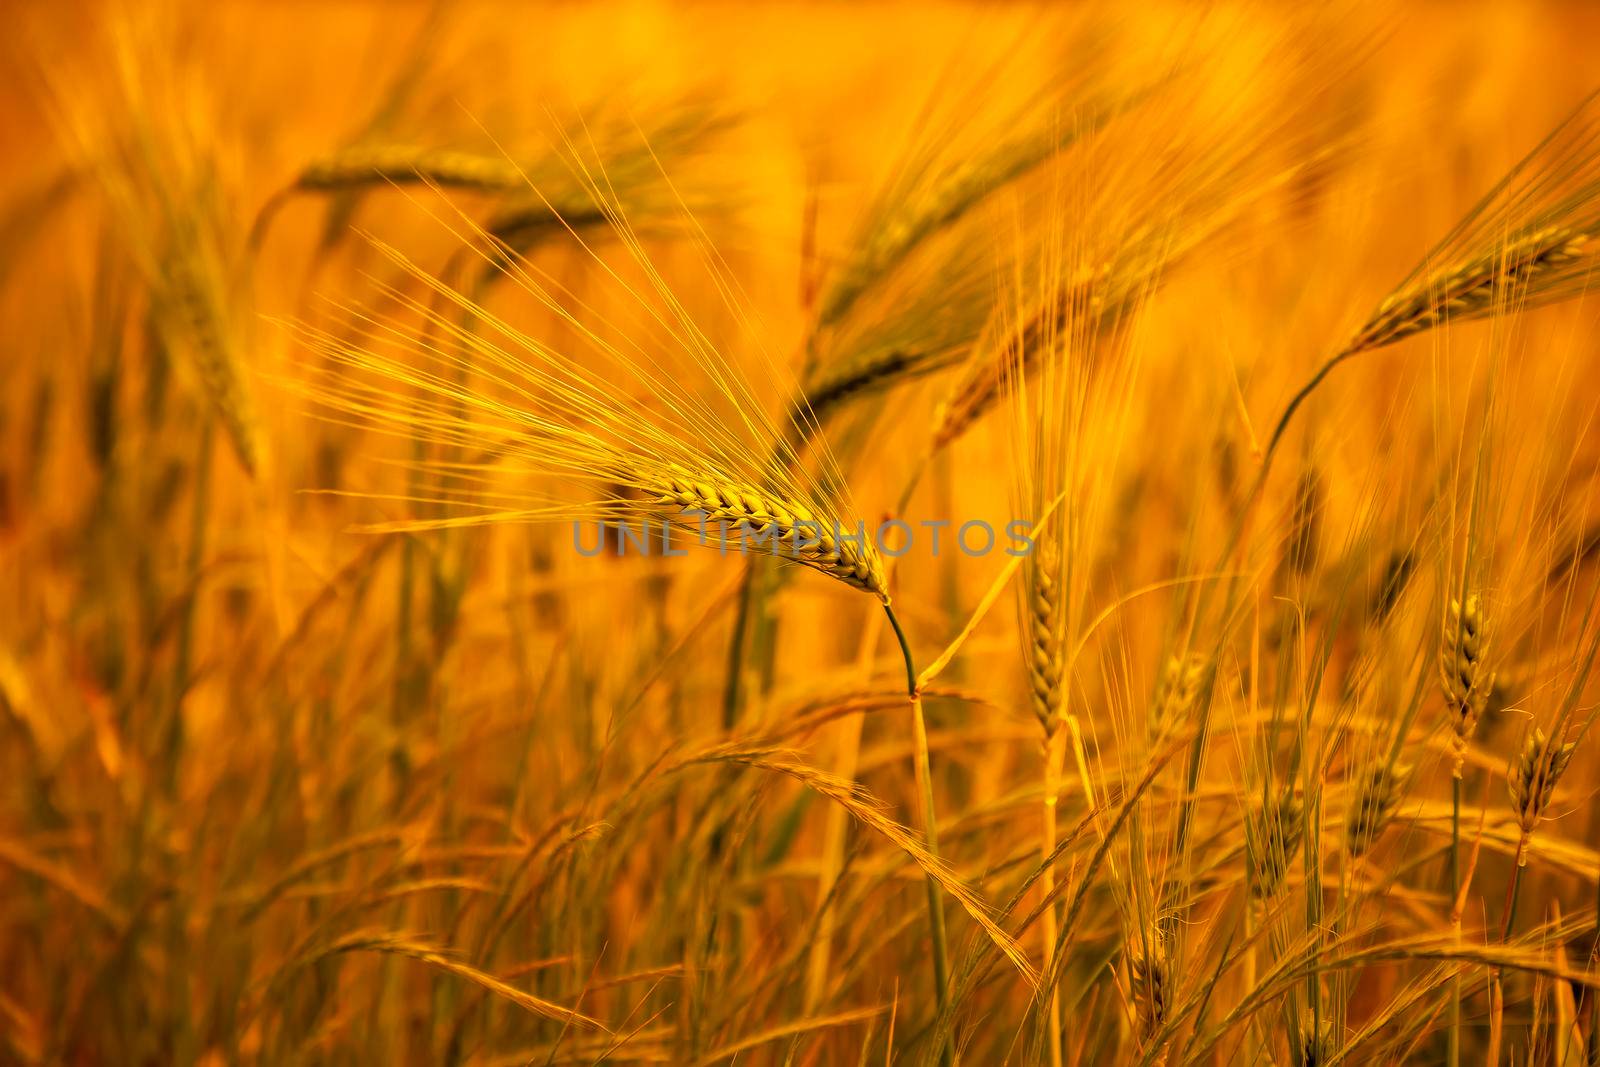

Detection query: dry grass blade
xmin=0 ymin=838 xmax=124 ymax=933
xmin=316 ymin=931 xmax=610 ymax=1032
xmin=690 ymin=743 xmax=1040 ymax=987
xmin=690 ymin=1005 xmax=884 ymax=1065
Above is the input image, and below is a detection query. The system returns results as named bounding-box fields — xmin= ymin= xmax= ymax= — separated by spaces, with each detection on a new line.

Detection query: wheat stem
xmin=1042 ymin=728 xmax=1066 ymax=1067
xmin=1449 ymin=774 xmax=1462 ymax=1067
xmin=884 ymin=603 xmax=917 ymax=700
xmin=885 ymin=602 xmax=952 ymax=1064
xmin=911 ymin=688 xmax=954 ymax=1067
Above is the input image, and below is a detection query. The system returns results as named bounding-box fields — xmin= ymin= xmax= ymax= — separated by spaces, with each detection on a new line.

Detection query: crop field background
xmin=4 ymin=2 xmax=1600 ymax=1064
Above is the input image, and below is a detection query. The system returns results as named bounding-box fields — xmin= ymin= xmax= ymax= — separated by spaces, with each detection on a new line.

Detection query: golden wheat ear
xmin=1268 ymin=89 xmax=1600 ymax=457
xmin=285 ymin=194 xmax=890 ymax=606
xmin=51 ymin=32 xmax=262 ymax=478
xmin=791 ymin=34 xmax=1155 ymax=444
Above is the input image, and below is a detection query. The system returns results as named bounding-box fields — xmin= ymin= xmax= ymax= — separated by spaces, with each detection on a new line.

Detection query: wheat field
xmin=5 ymin=2 xmax=1600 ymax=1064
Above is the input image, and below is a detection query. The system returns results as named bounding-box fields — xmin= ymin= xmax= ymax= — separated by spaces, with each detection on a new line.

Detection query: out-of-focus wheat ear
xmin=1245 ymin=791 xmax=1304 ymax=899
xmin=930 ymin=272 xmax=1111 ymax=455
xmin=156 ymin=228 xmax=260 ymax=476
xmin=791 ymin=340 xmax=958 ymax=446
xmin=248 ymin=145 xmax=528 ymax=254
xmin=1283 ymin=465 xmax=1323 ymax=577
xmin=1127 ymin=923 xmax=1171 ymax=1043
xmin=1148 ymin=653 xmax=1208 ymax=743
xmin=485 ymin=105 xmax=735 ymax=266
xmin=1368 ymin=547 xmax=1417 ymax=623
xmin=295 ymin=144 xmax=528 ymax=193
xmin=1344 ymin=760 xmax=1412 ymax=857
xmin=1507 ymin=726 xmax=1576 ymax=837
xmin=816 ymin=82 xmax=1131 ymax=331
xmin=1440 ymin=594 xmax=1493 ymax=778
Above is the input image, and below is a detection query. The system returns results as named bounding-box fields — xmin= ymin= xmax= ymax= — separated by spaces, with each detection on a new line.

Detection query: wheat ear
xmin=297 ymin=144 xmax=528 ymax=192
xmin=1025 ymin=533 xmax=1067 ymax=732
xmin=1344 ymin=760 xmax=1412 ymax=857
xmin=638 ymin=463 xmax=887 ymax=600
xmin=1508 ymin=726 xmax=1576 ymax=839
xmin=1440 ymin=593 xmax=1493 ymax=778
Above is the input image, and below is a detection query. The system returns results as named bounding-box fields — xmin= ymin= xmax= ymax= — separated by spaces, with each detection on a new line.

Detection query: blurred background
xmin=4 ymin=2 xmax=1600 ymax=1064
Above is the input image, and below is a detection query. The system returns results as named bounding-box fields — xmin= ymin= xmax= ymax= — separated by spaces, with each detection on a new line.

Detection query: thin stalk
xmin=804 ymin=599 xmax=891 ymax=1010
xmin=1169 ymin=344 xmax=1360 ymax=866
xmin=1449 ymin=775 xmax=1461 ymax=1067
xmin=1042 ymin=728 xmax=1066 ymax=1067
xmin=1486 ymin=835 xmax=1529 ymax=1067
xmin=166 ymin=415 xmax=214 ymax=796
xmin=1501 ymin=849 xmax=1527 ymax=944
xmin=721 ymin=561 xmax=756 ymax=729
xmin=886 ymin=602 xmax=918 ymax=698
xmin=1591 ymin=850 xmax=1600 ymax=1066
xmin=886 ymin=602 xmax=953 ymax=1067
